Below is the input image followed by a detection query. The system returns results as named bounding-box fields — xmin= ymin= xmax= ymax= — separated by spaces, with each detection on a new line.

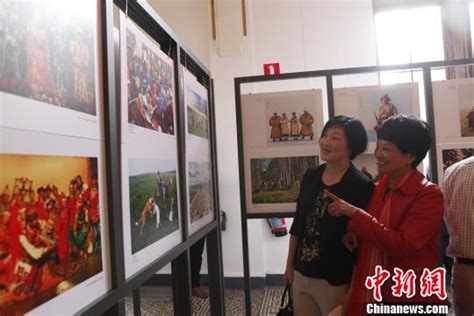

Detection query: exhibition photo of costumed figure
xmin=0 ymin=155 xmax=102 ymax=316
xmin=374 ymin=93 xmax=398 ymax=131
xmin=268 ymin=110 xmax=315 ymax=142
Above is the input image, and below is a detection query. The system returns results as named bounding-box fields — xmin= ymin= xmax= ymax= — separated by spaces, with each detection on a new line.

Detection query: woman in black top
xmin=283 ymin=116 xmax=374 ymax=316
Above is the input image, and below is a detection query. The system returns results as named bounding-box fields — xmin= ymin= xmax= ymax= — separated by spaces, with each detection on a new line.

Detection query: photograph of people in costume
xmin=262 ymin=92 xmax=321 ymax=147
xmin=186 ymin=87 xmax=209 ymax=139
xmin=355 ymin=85 xmax=415 ymax=142
xmin=268 ymin=110 xmax=316 ymax=142
xmin=442 ymin=148 xmax=474 ymax=171
xmin=251 ymin=156 xmax=318 ymax=204
xmin=0 ymin=1 xmax=97 ymax=115
xmin=0 ymin=154 xmax=102 ymax=315
xmin=373 ymin=94 xmax=398 ymax=131
xmin=126 ymin=27 xmax=175 ymax=135
xmin=128 ymin=158 xmax=178 ymax=254
xmin=188 ymin=162 xmax=212 ymax=223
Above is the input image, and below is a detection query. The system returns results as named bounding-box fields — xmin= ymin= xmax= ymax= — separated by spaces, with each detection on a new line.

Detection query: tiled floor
xmin=125 ymin=286 xmax=284 ymax=315
xmin=126 ymin=285 xmax=454 ymax=315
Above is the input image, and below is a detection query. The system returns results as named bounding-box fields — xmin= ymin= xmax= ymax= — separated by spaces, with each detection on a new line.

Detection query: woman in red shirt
xmin=326 ymin=115 xmax=445 ymax=315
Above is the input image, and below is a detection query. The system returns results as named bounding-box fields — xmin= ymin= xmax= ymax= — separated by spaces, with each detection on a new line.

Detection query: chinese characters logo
xmin=365 ymin=266 xmax=446 ymax=302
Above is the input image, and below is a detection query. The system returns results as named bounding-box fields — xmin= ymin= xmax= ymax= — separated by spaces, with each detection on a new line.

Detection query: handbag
xmin=277 ymin=283 xmax=293 ymax=316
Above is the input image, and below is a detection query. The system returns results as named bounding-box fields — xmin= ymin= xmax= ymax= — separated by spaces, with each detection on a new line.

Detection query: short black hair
xmin=320 ymin=115 xmax=368 ymax=160
xmin=377 ymin=114 xmax=431 ymax=168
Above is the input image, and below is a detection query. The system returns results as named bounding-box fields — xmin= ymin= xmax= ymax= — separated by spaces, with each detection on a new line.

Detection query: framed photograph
xmin=239 ymin=89 xmax=324 ymax=214
xmin=433 ymin=78 xmax=474 ymax=143
xmin=436 ymin=143 xmax=474 ymax=185
xmin=334 ymin=82 xmax=420 ymax=152
xmin=352 ymin=153 xmax=426 ymax=182
xmin=121 ymin=147 xmax=182 ymax=279
xmin=187 ymin=161 xmax=213 ymax=230
xmin=245 ymin=155 xmax=319 ymax=213
xmin=127 ymin=158 xmax=179 ymax=254
xmin=120 ymin=12 xmax=176 ymax=144
xmin=241 ymin=90 xmax=324 ymax=150
xmin=183 ymin=69 xmax=214 ymax=234
xmin=185 ymin=73 xmax=209 ymax=140
xmin=0 ymin=0 xmax=103 ymax=141
xmin=0 ymin=127 xmax=110 ymax=315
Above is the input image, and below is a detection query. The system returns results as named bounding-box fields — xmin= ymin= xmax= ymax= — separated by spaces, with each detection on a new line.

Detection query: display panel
xmin=0 ymin=0 xmax=103 ymax=141
xmin=121 ymin=13 xmax=176 ymax=143
xmin=240 ymin=89 xmax=324 ymax=214
xmin=334 ymin=82 xmax=420 ymax=152
xmin=0 ymin=128 xmax=110 ymax=316
xmin=119 ymin=12 xmax=182 ymax=278
xmin=433 ymin=78 xmax=474 ymax=142
xmin=250 ymin=155 xmax=319 ymax=205
xmin=128 ymin=158 xmax=179 ymax=254
xmin=0 ymin=1 xmax=111 ymax=314
xmin=183 ymin=69 xmax=214 ymax=234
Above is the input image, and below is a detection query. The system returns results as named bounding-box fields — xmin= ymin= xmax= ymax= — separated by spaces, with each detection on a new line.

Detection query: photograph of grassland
xmin=128 ymin=158 xmax=179 ymax=254
xmin=187 ymin=87 xmax=209 ymax=139
xmin=251 ymin=156 xmax=318 ymax=204
xmin=188 ymin=161 xmax=212 ymax=223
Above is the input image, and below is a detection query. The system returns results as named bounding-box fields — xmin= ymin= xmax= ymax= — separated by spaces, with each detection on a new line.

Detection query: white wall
xmin=211 ymin=0 xmax=378 ymax=277
xmin=147 ymin=0 xmax=211 ymax=69
xmin=147 ymin=0 xmax=378 ymax=278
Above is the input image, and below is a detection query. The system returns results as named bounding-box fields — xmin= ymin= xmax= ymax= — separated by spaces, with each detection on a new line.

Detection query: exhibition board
xmin=240 ymin=89 xmax=324 ymax=214
xmin=0 ymin=1 xmax=112 ymax=315
xmin=334 ymin=82 xmax=420 ymax=152
xmin=433 ymin=77 xmax=474 ymax=186
xmin=433 ymin=78 xmax=474 ymax=143
xmin=183 ymin=69 xmax=215 ymax=234
xmin=0 ymin=0 xmax=224 ymax=315
xmin=119 ymin=11 xmax=183 ymax=280
xmin=234 ymin=58 xmax=474 ymax=316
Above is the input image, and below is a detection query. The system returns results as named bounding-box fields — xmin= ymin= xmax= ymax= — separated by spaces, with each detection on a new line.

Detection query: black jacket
xmin=290 ymin=164 xmax=374 ymax=285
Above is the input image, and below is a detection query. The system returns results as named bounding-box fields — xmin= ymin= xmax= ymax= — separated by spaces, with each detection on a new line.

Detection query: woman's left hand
xmin=324 ymin=189 xmax=358 ymax=218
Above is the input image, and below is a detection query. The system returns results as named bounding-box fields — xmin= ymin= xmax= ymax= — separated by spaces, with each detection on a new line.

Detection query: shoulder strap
xmin=280 ymin=283 xmax=293 ymax=308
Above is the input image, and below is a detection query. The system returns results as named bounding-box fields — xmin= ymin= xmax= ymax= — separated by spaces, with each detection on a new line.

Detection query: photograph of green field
xmin=251 ymin=156 xmax=318 ymax=204
xmin=188 ymin=106 xmax=209 ymax=139
xmin=128 ymin=158 xmax=179 ymax=254
xmin=188 ymin=161 xmax=212 ymax=223
xmin=186 ymin=86 xmax=209 ymax=139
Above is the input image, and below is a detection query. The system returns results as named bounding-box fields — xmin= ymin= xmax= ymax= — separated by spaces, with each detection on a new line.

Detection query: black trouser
xmin=190 ymin=237 xmax=206 ymax=287
xmin=437 ymin=222 xmax=453 ymax=283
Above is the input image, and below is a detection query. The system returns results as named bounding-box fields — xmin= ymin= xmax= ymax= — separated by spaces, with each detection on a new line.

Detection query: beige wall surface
xmin=147 ymin=0 xmax=212 ymax=70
